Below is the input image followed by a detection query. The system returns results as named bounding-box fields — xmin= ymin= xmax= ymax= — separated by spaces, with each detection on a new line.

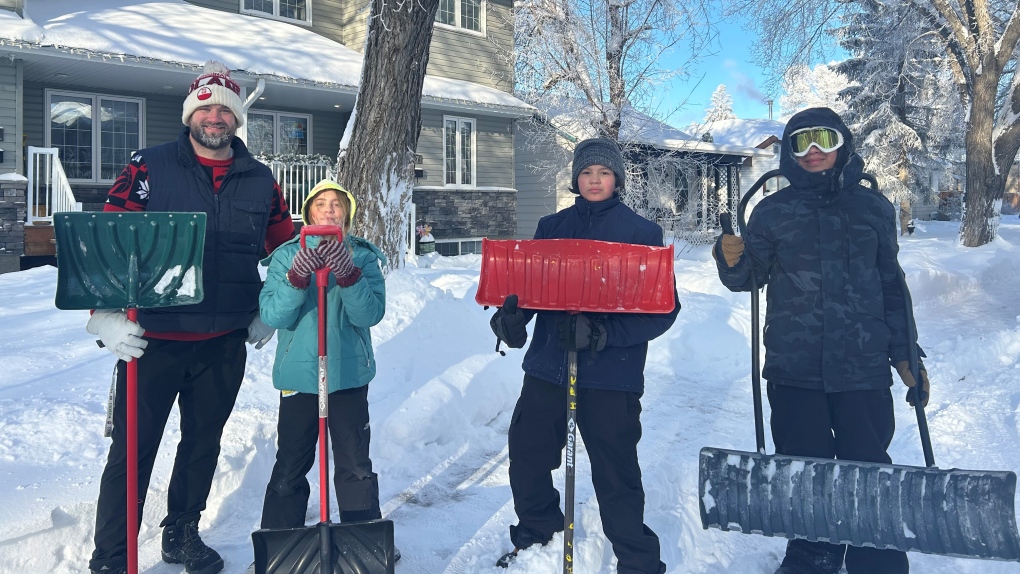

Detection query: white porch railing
xmin=260 ymin=157 xmax=334 ymax=220
xmin=26 ymin=146 xmax=81 ymax=224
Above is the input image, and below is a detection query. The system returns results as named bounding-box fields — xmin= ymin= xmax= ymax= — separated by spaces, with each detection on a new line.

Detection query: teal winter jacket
xmin=259 ymin=235 xmax=387 ymax=394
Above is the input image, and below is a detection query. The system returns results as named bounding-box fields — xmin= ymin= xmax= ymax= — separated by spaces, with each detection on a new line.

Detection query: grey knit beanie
xmin=571 ymin=138 xmax=625 ymax=194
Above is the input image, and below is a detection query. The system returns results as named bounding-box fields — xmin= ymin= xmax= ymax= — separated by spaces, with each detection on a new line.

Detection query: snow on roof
xmin=697 ymin=118 xmax=787 ymax=147
xmin=544 ymin=104 xmax=771 ymax=157
xmin=1 ymin=0 xmax=533 ymax=113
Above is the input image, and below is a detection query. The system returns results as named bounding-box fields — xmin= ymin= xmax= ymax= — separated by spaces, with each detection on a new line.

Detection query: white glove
xmin=247 ymin=314 xmax=275 ymax=350
xmin=86 ymin=309 xmax=148 ymax=362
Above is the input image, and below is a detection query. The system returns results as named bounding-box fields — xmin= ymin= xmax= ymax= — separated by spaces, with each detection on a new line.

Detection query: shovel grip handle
xmin=300 ymin=225 xmax=344 ymax=248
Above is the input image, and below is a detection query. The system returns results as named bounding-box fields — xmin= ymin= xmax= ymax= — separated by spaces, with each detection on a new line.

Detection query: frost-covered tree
xmin=777 ymin=63 xmax=849 ymax=120
xmin=509 ymin=0 xmax=717 ymax=139
xmin=705 ymin=84 xmax=738 ymax=123
xmin=336 ymin=0 xmax=439 ymax=269
xmin=738 ymin=0 xmax=1020 ymax=247
xmin=835 ymin=0 xmax=964 ymax=233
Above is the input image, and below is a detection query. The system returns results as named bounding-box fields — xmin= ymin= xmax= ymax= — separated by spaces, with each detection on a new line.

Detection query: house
xmin=514 ymin=106 xmax=772 ymax=245
xmin=698 ymin=118 xmax=787 ymax=197
xmin=0 ymin=0 xmax=533 ymax=267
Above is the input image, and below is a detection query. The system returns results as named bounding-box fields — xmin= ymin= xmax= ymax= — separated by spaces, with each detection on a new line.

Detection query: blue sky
xmin=653 ymin=14 xmax=844 ymax=130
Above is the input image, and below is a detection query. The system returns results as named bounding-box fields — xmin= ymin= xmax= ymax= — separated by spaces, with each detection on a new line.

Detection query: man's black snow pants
xmin=260 ymin=385 xmax=381 ymax=528
xmin=90 ymin=331 xmax=246 ymax=572
xmin=507 ymin=375 xmax=665 ymax=574
xmin=768 ymin=382 xmax=909 ymax=574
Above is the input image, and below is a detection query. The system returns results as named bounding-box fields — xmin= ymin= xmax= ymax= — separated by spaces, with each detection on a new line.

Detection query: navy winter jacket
xmin=521 ymin=195 xmax=681 ymax=393
xmin=137 ymin=127 xmax=278 ymax=334
xmin=716 ymin=108 xmax=917 ymax=392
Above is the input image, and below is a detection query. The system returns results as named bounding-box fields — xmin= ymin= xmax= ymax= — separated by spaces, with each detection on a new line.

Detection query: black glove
xmin=490 ymin=294 xmax=529 ymax=350
xmin=558 ymin=314 xmax=607 ymax=353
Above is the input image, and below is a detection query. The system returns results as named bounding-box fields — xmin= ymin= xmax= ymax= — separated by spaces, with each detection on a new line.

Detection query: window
xmin=436 ymin=0 xmax=483 ymax=32
xmin=242 ymin=0 xmax=309 ymax=23
xmin=435 ymin=239 xmax=483 ymax=256
xmin=444 ymin=117 xmax=475 ymax=187
xmin=46 ymin=91 xmax=143 ymax=182
xmin=247 ymin=111 xmax=311 ymax=156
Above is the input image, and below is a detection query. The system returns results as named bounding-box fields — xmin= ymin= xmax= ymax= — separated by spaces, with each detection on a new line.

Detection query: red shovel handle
xmin=300 ymin=224 xmax=342 ymax=524
xmin=300 ymin=224 xmax=344 ymax=249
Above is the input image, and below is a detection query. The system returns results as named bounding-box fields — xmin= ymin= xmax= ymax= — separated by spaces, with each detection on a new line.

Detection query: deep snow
xmin=2 ymin=219 xmax=1020 ymax=573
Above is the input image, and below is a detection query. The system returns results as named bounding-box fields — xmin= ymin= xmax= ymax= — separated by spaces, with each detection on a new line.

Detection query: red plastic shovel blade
xmin=475 ymin=238 xmax=675 ymax=313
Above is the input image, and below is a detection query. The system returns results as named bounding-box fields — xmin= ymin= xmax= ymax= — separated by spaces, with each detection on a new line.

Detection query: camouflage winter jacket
xmin=716 ymin=108 xmax=915 ymax=393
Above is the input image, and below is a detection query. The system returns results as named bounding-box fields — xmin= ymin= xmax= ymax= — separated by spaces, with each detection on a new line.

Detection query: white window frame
xmin=45 ymin=89 xmax=146 ymax=184
xmin=435 ymin=0 xmax=485 ymax=34
xmin=443 ymin=116 xmax=477 ymax=188
xmin=247 ymin=110 xmax=314 ymax=155
xmin=241 ymin=0 xmax=312 ymax=25
xmin=435 ymin=237 xmax=484 ymax=256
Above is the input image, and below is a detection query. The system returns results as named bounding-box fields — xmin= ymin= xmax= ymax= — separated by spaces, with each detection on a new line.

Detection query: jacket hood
xmin=301 ymin=179 xmax=358 ymax=228
xmin=780 ymin=107 xmax=864 ymax=198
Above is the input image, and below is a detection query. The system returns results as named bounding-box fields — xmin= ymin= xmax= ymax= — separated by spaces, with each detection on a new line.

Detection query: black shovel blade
xmin=252 ymin=519 xmax=395 ymax=574
xmin=699 ymin=447 xmax=1020 ymax=561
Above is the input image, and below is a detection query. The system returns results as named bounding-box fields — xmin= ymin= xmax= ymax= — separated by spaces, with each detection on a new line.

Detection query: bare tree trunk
xmin=336 ymin=0 xmax=440 ymax=269
xmin=960 ymin=64 xmax=1008 ymax=247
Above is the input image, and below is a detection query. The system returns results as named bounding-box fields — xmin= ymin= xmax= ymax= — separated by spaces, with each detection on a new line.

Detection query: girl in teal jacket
xmin=257 ymin=180 xmax=388 ymax=528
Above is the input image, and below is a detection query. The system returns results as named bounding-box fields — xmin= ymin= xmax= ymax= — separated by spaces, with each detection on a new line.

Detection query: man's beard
xmin=189 ymin=122 xmax=234 ymax=150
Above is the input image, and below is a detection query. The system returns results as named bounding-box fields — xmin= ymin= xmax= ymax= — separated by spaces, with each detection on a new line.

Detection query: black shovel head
xmin=252 ymin=519 xmax=395 ymax=574
xmin=699 ymin=447 xmax=1020 ymax=561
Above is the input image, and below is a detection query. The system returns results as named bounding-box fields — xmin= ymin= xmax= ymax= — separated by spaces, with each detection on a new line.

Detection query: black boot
xmin=89 ymin=565 xmax=127 ymax=574
xmin=776 ymin=540 xmax=845 ymax=574
xmin=161 ymin=517 xmax=224 ymax=574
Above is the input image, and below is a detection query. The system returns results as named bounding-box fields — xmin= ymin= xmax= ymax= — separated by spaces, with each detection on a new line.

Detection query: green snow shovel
xmin=698 ymin=170 xmax=1020 ymax=561
xmin=53 ymin=211 xmax=207 ymax=574
xmin=251 ymin=224 xmax=396 ymax=574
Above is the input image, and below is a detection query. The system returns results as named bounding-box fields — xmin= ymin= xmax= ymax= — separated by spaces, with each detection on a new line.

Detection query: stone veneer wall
xmin=0 ymin=177 xmax=27 ymax=272
xmin=412 ymin=189 xmax=516 ymax=240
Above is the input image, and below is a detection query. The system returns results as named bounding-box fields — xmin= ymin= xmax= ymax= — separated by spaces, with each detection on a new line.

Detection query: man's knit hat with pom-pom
xmin=182 ymin=61 xmax=245 ymax=127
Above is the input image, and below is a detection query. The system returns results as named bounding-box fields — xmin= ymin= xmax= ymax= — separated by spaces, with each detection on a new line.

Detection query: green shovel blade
xmin=53 ymin=212 xmax=207 ymax=310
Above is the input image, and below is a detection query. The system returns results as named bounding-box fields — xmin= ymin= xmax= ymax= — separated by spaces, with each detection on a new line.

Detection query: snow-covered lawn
xmin=1 ymin=219 xmax=1019 ymax=573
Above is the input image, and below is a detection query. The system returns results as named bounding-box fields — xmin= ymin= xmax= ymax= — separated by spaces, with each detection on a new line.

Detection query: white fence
xmin=26 ymin=146 xmax=81 ymax=224
xmin=261 ymin=157 xmax=334 ymax=220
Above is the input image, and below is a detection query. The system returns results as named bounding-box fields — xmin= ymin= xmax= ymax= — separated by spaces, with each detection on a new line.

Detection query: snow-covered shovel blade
xmin=252 ymin=519 xmax=395 ymax=574
xmin=699 ymin=447 xmax=1020 ymax=561
xmin=53 ymin=212 xmax=207 ymax=310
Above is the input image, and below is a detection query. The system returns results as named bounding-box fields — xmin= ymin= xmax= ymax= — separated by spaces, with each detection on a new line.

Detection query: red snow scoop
xmin=479 ymin=238 xmax=676 ymax=574
xmin=53 ymin=212 xmax=207 ymax=574
xmin=698 ymin=170 xmax=1020 ymax=561
xmin=475 ymin=238 xmax=675 ymax=313
xmin=252 ymin=224 xmax=395 ymax=574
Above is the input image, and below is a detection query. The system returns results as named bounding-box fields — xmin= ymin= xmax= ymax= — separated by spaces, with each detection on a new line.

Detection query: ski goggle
xmin=789 ymin=127 xmax=844 ymax=156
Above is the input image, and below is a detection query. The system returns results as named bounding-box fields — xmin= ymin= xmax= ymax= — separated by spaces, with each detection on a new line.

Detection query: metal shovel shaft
xmin=563 ymin=350 xmax=578 ymax=574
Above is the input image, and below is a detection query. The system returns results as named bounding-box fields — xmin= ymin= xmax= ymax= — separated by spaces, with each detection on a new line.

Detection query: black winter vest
xmin=137 ymin=128 xmax=275 ymax=333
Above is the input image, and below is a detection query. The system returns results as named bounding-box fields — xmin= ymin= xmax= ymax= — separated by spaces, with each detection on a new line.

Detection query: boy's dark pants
xmin=90 ymin=331 xmax=247 ymax=571
xmin=768 ymin=382 xmax=909 ymax=574
xmin=261 ymin=385 xmax=381 ymax=528
xmin=508 ymin=375 xmax=665 ymax=574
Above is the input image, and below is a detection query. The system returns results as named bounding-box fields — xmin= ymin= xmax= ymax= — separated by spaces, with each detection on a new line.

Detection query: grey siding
xmin=0 ymin=61 xmax=16 ymax=173
xmin=427 ymin=0 xmax=513 ymax=89
xmin=312 ymin=0 xmax=345 ymax=42
xmin=183 ymin=0 xmax=237 ymax=13
xmin=513 ymin=121 xmax=572 ymax=239
xmin=416 ymin=108 xmax=514 ymax=188
xmin=340 ymin=0 xmax=371 ymax=50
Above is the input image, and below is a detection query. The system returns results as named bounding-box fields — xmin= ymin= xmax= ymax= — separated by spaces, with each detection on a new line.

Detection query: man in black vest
xmin=86 ymin=61 xmax=296 ymax=574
